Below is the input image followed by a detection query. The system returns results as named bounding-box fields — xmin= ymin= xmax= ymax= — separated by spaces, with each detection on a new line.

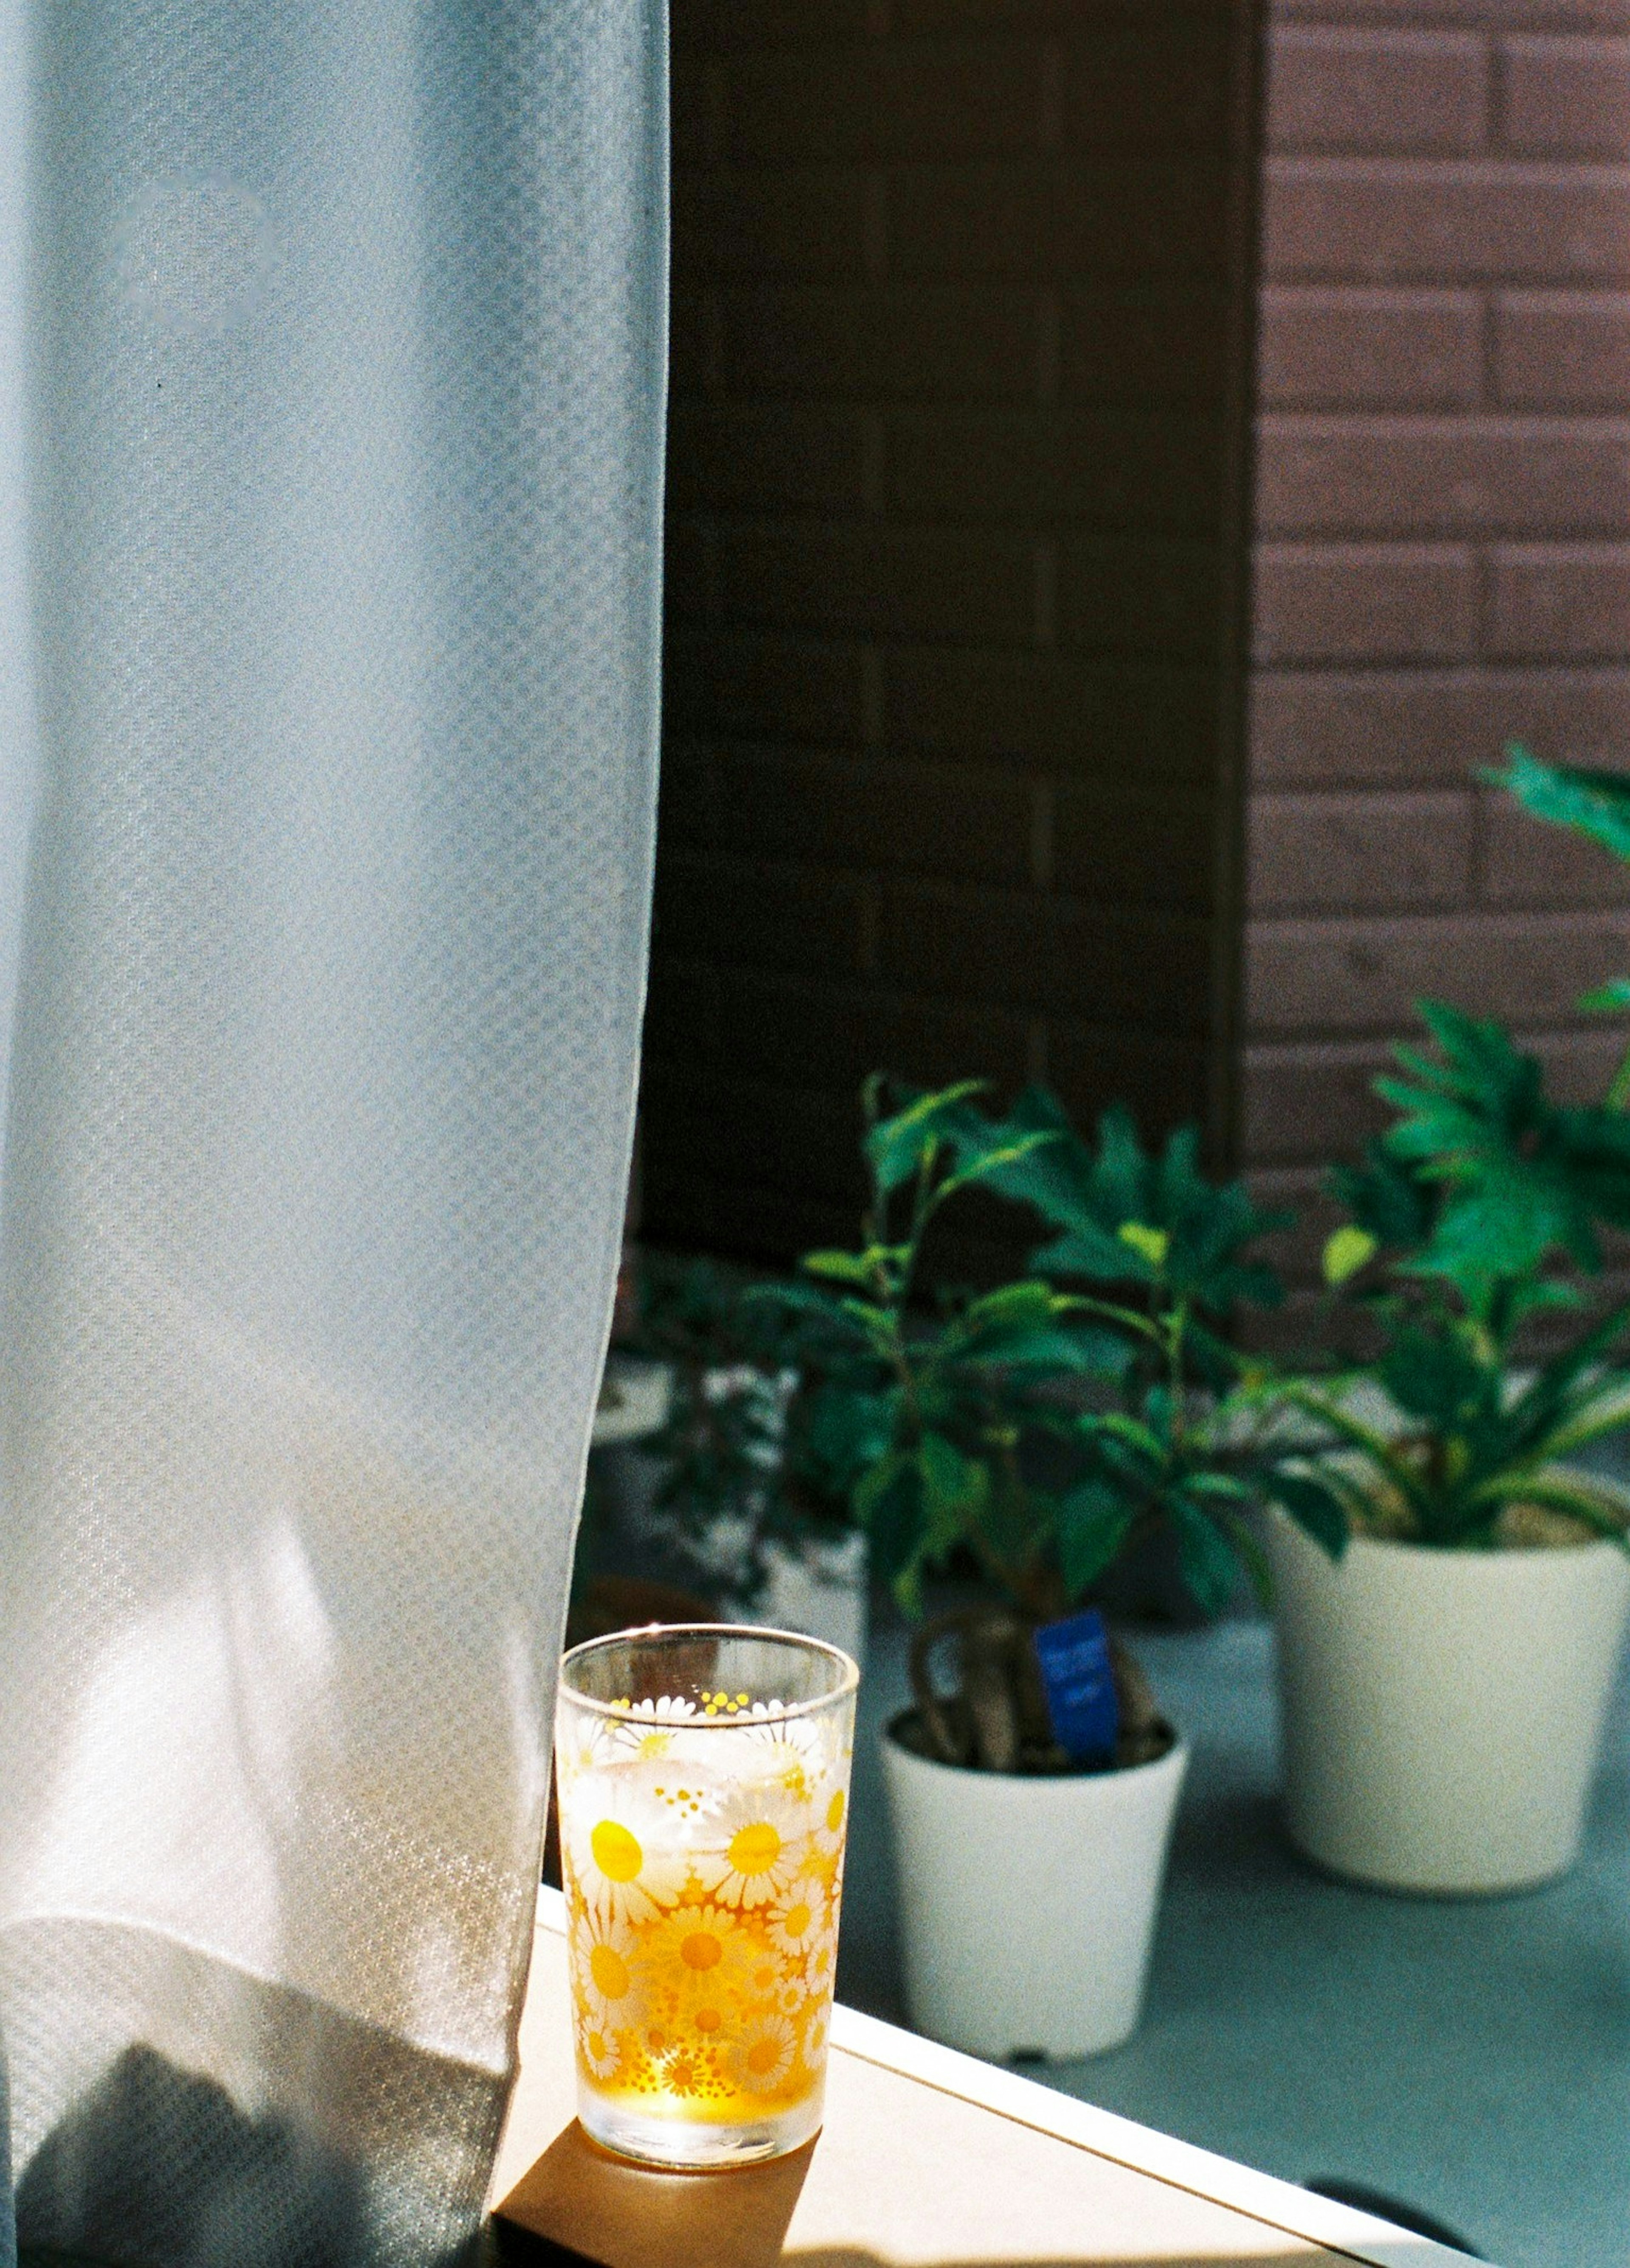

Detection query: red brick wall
xmin=1243 ymin=0 xmax=1630 ymax=1304
xmin=646 ymin=0 xmax=1266 ymax=1269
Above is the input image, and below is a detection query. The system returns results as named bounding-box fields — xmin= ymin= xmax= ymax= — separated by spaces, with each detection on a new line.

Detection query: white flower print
xmin=562 ymin=1767 xmax=697 ymax=1925
xmin=728 ymin=2012 xmax=797 ymax=2094
xmin=556 ymin=1709 xmax=621 ymax=1776
xmin=764 ymin=1884 xmax=826 ymax=1962
xmin=579 ymin=2023 xmax=623 ymax=2083
xmin=609 ymin=1694 xmax=700 ymax=1763
xmin=688 ymin=1778 xmax=812 ymax=1908
xmin=572 ymin=1909 xmax=644 ymax=2028
xmin=800 ymin=2002 xmax=830 ymax=2071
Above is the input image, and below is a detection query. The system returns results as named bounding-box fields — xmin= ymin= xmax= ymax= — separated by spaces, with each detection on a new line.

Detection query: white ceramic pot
xmin=880 ymin=1723 xmax=1188 ymax=2059
xmin=1267 ymin=1509 xmax=1630 ymax=1894
xmin=752 ymin=1529 xmax=868 ymax=1669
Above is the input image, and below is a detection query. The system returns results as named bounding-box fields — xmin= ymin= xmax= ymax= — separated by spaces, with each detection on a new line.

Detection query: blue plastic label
xmin=1033 ymin=1608 xmax=1119 ymax=1764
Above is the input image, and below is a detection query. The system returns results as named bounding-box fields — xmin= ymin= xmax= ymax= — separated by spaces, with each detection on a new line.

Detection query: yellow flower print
xmin=562 ymin=1768 xmax=696 ymax=1925
xmin=572 ymin=1910 xmax=644 ymax=2028
xmin=690 ymin=1998 xmax=728 ymax=2043
xmin=807 ymin=1775 xmax=852 ymax=1866
xmin=636 ymin=1901 xmax=755 ymax=2017
xmin=690 ymin=1780 xmax=811 ymax=1908
xmin=728 ymin=2012 xmax=797 ymax=2094
xmin=658 ymin=2046 xmax=707 ymax=2097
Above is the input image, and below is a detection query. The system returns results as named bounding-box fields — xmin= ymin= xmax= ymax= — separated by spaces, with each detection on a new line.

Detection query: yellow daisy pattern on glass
xmin=728 ymin=2011 xmax=798 ymax=2094
xmin=562 ymin=1770 xmax=698 ymax=1926
xmin=764 ymin=1882 xmax=827 ymax=1962
xmin=579 ymin=2024 xmax=624 ymax=2083
xmin=688 ymin=1778 xmax=810 ymax=1908
xmin=800 ymin=2002 xmax=829 ymax=2071
xmin=636 ymin=1900 xmax=756 ymax=2020
xmin=573 ymin=1909 xmax=643 ymax=2028
xmin=556 ymin=1682 xmax=854 ymax=2136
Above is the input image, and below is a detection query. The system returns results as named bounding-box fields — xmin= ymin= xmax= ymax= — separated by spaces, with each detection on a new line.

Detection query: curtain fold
xmin=0 ymin=3 xmax=666 ymax=2260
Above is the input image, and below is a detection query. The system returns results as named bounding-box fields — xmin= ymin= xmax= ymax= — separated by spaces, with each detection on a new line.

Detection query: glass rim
xmin=558 ymin=1620 xmax=860 ymax=1724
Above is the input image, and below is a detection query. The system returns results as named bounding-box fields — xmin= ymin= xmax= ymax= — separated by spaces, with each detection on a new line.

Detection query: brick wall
xmin=644 ymin=0 xmax=1266 ymax=1269
xmin=1244 ymin=0 xmax=1630 ymax=1309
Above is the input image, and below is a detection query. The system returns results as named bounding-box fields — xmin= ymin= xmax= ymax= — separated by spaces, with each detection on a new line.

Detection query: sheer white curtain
xmin=0 ymin=4 xmax=666 ymax=2262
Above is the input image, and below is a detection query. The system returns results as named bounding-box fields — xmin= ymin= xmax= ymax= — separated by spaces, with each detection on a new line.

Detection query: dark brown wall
xmin=1240 ymin=0 xmax=1630 ymax=1322
xmin=644 ymin=0 xmax=1268 ymax=1269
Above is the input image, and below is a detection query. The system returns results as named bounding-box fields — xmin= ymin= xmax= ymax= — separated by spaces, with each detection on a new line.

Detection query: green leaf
xmin=936 ymin=1128 xmax=1065 ymax=1206
xmin=1118 ymin=1220 xmax=1169 ymax=1270
xmin=1323 ymin=1225 xmax=1377 ymax=1287
xmin=940 ymin=1281 xmax=1129 ymax=1377
xmin=801 ymin=1249 xmax=882 ymax=1287
xmin=1367 ymin=998 xmax=1630 ymax=1315
xmin=1222 ymin=1511 xmax=1275 ymax=1607
xmin=1329 ymin=1140 xmax=1435 ymax=1254
xmin=1476 ymin=1470 xmax=1630 ymax=1541
xmin=1282 ymin=1385 xmax=1432 ymax=1520
xmin=1581 ymin=976 xmax=1630 ymax=1013
xmin=1378 ymin=1321 xmax=1489 ymax=1431
xmin=1007 ymin=1094 xmax=1287 ymax=1320
xmin=800 ymin=1382 xmax=899 ymax=1495
xmin=1499 ymin=1297 xmax=1630 ymax=1457
xmin=854 ymin=1454 xmax=928 ymax=1602
xmin=1083 ymin=1409 xmax=1166 ymax=1464
xmin=1169 ymin=1499 xmax=1241 ymax=1617
xmin=1183 ymin=1469 xmax=1253 ymax=1502
xmin=1056 ymin=1481 xmax=1135 ymax=1599
xmin=1537 ymin=1377 xmax=1630 ymax=1463
xmin=864 ymin=1079 xmax=987 ymax=1194
xmin=1267 ymin=1468 xmax=1350 ymax=1560
xmin=1489 ymin=746 xmax=1630 ymax=864
xmin=916 ymin=1429 xmax=987 ymax=1554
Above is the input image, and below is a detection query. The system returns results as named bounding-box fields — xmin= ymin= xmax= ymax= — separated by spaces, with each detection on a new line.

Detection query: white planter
xmin=752 ymin=1529 xmax=868 ymax=1669
xmin=590 ymin=1355 xmax=672 ymax=1447
xmin=1267 ymin=1509 xmax=1630 ymax=1894
xmin=880 ymin=1722 xmax=1188 ymax=2060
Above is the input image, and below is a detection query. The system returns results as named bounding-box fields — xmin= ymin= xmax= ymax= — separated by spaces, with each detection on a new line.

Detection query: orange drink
xmin=555 ymin=1624 xmax=858 ymax=2168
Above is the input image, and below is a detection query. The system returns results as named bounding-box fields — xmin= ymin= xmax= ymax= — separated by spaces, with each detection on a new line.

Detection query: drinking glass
xmin=555 ymin=1624 xmax=858 ymax=2169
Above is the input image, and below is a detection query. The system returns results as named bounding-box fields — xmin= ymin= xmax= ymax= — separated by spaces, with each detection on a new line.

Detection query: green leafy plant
xmin=626 ymin=1255 xmax=834 ymax=1609
xmin=990 ymin=1088 xmax=1289 ymax=1378
xmin=989 ymin=1094 xmax=1349 ymax=1610
xmin=1333 ymin=1002 xmax=1630 ymax=1333
xmin=765 ymin=1078 xmax=1349 ymax=1629
xmin=1489 ymin=745 xmax=1630 ymax=1107
xmin=1288 ymin=1307 xmax=1630 ymax=1551
xmin=1308 ymin=1001 xmax=1630 ymax=1549
xmin=1323 ymin=999 xmax=1630 ymax=1344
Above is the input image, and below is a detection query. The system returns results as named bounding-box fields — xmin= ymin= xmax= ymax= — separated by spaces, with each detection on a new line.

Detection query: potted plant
xmin=1274 ymin=1000 xmax=1630 ymax=1894
xmin=626 ymin=1254 xmax=871 ymax=1661
xmin=770 ymin=1078 xmax=1348 ymax=2058
xmin=1491 ymin=745 xmax=1630 ymax=1108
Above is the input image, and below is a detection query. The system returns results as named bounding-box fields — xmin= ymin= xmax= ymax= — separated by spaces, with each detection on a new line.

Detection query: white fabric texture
xmin=0 ymin=3 xmax=666 ymax=2262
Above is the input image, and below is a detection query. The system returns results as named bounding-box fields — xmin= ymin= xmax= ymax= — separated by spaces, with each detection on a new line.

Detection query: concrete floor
xmin=835 ymin=1610 xmax=1630 ymax=2268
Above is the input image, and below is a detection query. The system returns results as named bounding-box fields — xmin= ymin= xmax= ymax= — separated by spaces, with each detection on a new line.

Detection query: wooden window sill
xmin=487 ymin=1890 xmax=1473 ymax=2268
